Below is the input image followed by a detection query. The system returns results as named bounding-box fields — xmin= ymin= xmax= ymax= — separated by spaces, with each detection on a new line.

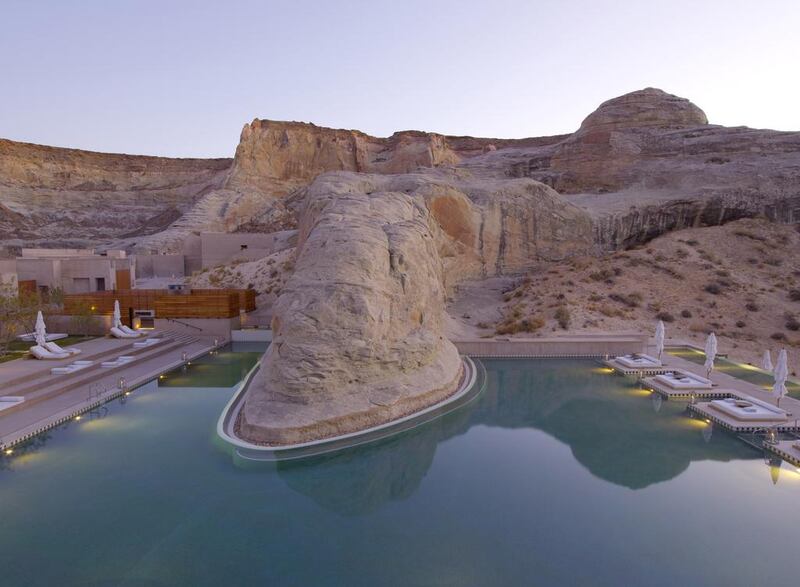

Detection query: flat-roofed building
xmin=14 ymin=248 xmax=134 ymax=295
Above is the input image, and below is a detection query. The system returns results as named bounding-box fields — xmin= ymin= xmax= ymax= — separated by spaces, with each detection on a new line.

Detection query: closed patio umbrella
xmin=704 ymin=332 xmax=717 ymax=378
xmin=34 ymin=310 xmax=48 ymax=347
xmin=773 ymin=349 xmax=788 ymax=407
xmin=761 ymin=350 xmax=773 ymax=372
xmin=655 ymin=320 xmax=665 ymax=362
xmin=113 ymin=300 xmax=122 ymax=329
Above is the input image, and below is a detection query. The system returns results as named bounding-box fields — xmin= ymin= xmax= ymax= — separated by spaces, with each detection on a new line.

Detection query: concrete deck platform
xmin=687 ymin=402 xmax=799 ymax=433
xmin=0 ymin=332 xmax=221 ymax=449
xmin=602 ymin=358 xmax=668 ymax=377
xmin=765 ymin=440 xmax=800 ymax=467
xmin=643 ymin=378 xmax=735 ymax=400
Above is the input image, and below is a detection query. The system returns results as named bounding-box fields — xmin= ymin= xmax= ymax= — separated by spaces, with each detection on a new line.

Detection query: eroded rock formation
xmin=238 ymin=169 xmax=592 ymax=444
xmin=0 ymin=138 xmax=231 ymax=252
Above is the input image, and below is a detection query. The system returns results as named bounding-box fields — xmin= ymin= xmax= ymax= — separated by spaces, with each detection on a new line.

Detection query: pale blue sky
xmin=1 ymin=0 xmax=798 ymax=157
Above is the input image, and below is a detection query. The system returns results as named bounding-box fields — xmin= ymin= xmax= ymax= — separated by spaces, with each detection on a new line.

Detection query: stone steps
xmin=0 ymin=335 xmax=200 ymax=419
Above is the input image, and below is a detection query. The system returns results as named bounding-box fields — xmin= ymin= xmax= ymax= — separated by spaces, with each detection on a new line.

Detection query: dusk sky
xmin=2 ymin=0 xmax=798 ymax=158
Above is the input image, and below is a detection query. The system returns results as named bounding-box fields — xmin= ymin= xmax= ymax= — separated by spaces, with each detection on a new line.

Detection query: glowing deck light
xmin=4 ymin=449 xmax=12 ymax=456
xmin=75 ymin=415 xmax=82 ymax=421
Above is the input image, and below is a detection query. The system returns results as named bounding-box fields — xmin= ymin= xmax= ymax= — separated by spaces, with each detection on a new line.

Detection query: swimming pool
xmin=0 ymin=355 xmax=796 ymax=586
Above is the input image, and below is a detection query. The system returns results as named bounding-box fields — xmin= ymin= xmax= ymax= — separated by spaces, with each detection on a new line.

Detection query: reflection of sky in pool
xmin=667 ymin=346 xmax=800 ymax=399
xmin=0 ymin=357 xmax=797 ymax=586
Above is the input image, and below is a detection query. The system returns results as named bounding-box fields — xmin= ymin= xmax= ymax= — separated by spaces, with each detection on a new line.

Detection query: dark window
xmin=240 ymin=244 xmax=248 ymax=251
xmin=96 ymin=277 xmax=106 ymax=291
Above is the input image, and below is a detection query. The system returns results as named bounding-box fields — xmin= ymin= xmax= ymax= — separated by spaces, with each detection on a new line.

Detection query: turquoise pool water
xmin=667 ymin=346 xmax=800 ymax=399
xmin=0 ymin=355 xmax=797 ymax=586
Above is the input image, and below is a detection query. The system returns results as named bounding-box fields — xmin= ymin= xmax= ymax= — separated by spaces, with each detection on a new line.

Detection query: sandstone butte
xmin=2 ymin=87 xmax=800 ymax=444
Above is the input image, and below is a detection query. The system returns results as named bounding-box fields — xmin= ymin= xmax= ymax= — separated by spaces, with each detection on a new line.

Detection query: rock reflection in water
xmin=276 ymin=359 xmax=759 ymax=514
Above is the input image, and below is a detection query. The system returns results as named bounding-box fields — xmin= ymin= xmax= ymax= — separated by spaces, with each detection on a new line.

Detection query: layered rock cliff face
xmin=239 ymin=170 xmax=593 ymax=443
xmin=484 ymin=88 xmax=800 ymax=248
xmin=0 ymin=139 xmax=231 ymax=252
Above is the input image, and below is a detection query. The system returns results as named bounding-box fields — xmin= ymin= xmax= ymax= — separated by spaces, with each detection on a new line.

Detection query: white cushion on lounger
xmin=45 ymin=341 xmax=80 ymax=355
xmin=30 ymin=345 xmax=69 ymax=360
xmin=119 ymin=325 xmax=144 ymax=337
xmin=111 ymin=326 xmax=138 ymax=339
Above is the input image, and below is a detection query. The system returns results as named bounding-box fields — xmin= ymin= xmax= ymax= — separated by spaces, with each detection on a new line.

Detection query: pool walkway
xmin=0 ymin=331 xmax=221 ymax=450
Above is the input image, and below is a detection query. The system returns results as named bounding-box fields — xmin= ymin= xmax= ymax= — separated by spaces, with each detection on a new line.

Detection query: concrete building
xmin=14 ymin=249 xmax=134 ymax=295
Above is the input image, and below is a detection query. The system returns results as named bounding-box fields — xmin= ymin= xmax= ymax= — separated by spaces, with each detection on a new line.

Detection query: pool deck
xmin=0 ymin=332 xmax=222 ymax=450
xmin=625 ymin=346 xmax=800 ymax=434
xmin=767 ymin=440 xmax=800 ymax=467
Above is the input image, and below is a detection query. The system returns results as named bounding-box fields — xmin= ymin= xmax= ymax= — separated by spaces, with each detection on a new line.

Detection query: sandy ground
xmin=446 ymin=218 xmax=800 ymax=376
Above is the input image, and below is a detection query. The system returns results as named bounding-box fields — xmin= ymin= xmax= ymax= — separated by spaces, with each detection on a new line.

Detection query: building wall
xmin=16 ymin=258 xmax=60 ymax=289
xmin=197 ymin=231 xmax=297 ymax=269
xmin=182 ymin=233 xmax=202 ymax=275
xmin=134 ymin=254 xmax=185 ymax=278
xmin=20 ymin=248 xmax=95 ymax=258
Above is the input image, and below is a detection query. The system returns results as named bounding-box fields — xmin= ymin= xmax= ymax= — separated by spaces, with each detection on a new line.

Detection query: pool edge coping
xmin=216 ymin=355 xmax=481 ymax=457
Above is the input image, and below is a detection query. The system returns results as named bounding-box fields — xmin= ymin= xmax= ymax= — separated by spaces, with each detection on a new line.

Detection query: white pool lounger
xmin=29 ymin=345 xmax=70 ymax=360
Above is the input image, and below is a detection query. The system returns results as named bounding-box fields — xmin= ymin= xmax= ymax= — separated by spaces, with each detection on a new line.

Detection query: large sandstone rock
xmin=239 ymin=170 xmax=593 ymax=444
xmin=240 ymin=173 xmax=464 ymax=444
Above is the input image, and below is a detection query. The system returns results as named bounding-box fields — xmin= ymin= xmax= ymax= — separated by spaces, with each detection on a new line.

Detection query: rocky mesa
xmin=239 ymin=169 xmax=593 ymax=444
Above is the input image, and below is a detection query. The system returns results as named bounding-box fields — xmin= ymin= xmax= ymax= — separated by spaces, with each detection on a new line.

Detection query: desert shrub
xmin=745 ymin=302 xmax=759 ymax=312
xmin=589 ymin=268 xmax=614 ymax=282
xmin=495 ymin=315 xmax=545 ymax=335
xmin=609 ymin=292 xmax=642 ymax=308
xmin=764 ymin=256 xmax=782 ymax=267
xmin=789 ymin=289 xmax=800 ymax=301
xmin=704 ymin=283 xmax=722 ymax=295
xmin=554 ymin=306 xmax=571 ymax=330
xmin=771 ymin=332 xmax=787 ymax=341
xmin=588 ymin=293 xmax=603 ymax=302
xmin=675 ymin=248 xmax=689 ymax=259
xmin=681 ymin=309 xmax=692 ymax=318
xmin=786 ymin=316 xmax=800 ymax=331
xmin=685 ymin=239 xmax=699 ymax=246
xmin=599 ymin=304 xmax=623 ymax=317
xmin=655 ymin=311 xmax=674 ymax=323
xmin=733 ymin=229 xmax=766 ymax=242
xmin=735 ymin=320 xmax=746 ymax=328
xmin=476 ymin=322 xmax=489 ymax=329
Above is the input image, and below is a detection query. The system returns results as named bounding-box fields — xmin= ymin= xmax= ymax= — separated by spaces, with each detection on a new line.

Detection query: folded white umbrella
xmin=761 ymin=350 xmax=773 ymax=372
xmin=113 ymin=300 xmax=122 ymax=329
xmin=773 ymin=349 xmax=788 ymax=407
xmin=704 ymin=332 xmax=717 ymax=377
xmin=655 ymin=320 xmax=665 ymax=361
xmin=34 ymin=310 xmax=47 ymax=347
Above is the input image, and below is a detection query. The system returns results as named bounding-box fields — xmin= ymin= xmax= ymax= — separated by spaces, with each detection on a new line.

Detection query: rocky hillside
xmin=471 ymin=218 xmax=800 ymax=372
xmin=0 ymin=138 xmax=231 ymax=253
